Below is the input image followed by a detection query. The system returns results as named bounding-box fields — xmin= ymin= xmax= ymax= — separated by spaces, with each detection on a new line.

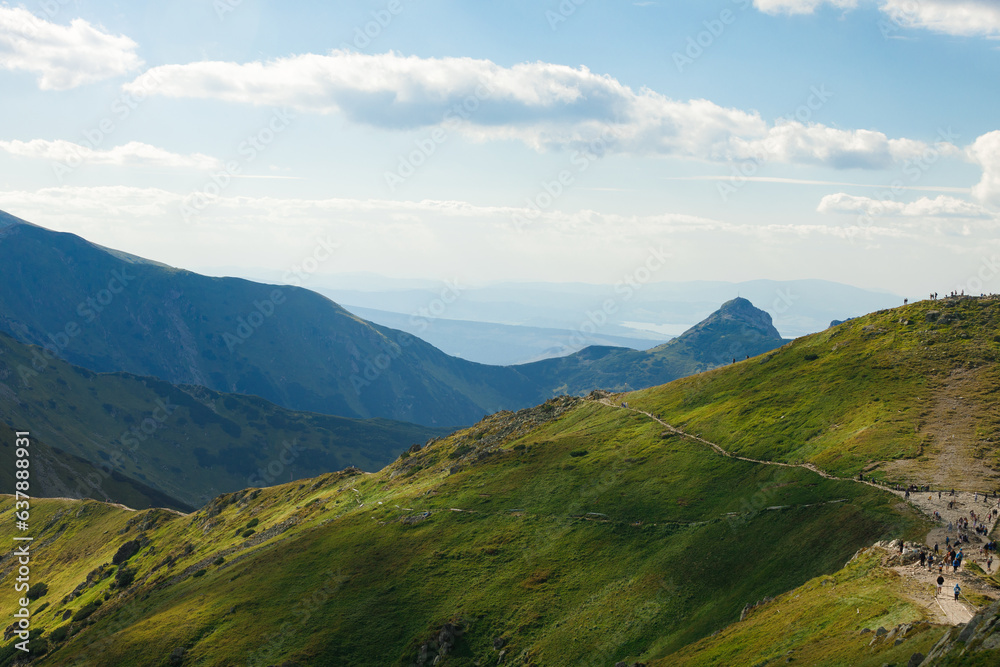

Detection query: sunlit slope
xmin=628 ymin=296 xmax=1000 ymax=486
xmin=0 ymin=397 xmax=927 ymax=666
xmin=657 ymin=548 xmax=951 ymax=667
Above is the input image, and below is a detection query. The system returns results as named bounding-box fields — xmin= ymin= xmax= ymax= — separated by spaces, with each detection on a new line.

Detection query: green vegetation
xmin=0 ymin=332 xmax=449 ymax=508
xmin=629 ymin=297 xmax=1000 ymax=482
xmin=659 ymin=548 xmax=949 ymax=666
xmin=0 ymin=395 xmax=927 ymax=665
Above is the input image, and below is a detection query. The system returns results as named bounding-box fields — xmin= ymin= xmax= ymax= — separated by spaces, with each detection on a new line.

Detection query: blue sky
xmin=1 ymin=0 xmax=999 ymax=298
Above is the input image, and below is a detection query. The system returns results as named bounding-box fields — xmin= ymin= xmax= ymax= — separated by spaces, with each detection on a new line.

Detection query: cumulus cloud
xmin=124 ymin=50 xmax=947 ymax=170
xmin=968 ymin=131 xmax=1000 ymax=206
xmin=880 ymin=0 xmax=1000 ymax=37
xmin=0 ymin=7 xmax=142 ymax=90
xmin=817 ymin=193 xmax=991 ymax=218
xmin=753 ymin=0 xmax=859 ymax=15
xmin=731 ymin=122 xmax=954 ymax=169
xmin=0 ymin=139 xmax=221 ymax=170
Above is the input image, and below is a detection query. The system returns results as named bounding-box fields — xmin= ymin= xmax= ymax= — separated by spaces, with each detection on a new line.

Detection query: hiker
xmin=934 ymin=543 xmax=939 ymax=554
xmin=919 ymin=551 xmax=926 ymax=567
xmin=937 ymin=575 xmax=945 ymax=597
xmin=954 ymin=583 xmax=962 ymax=601
xmin=928 ymin=553 xmax=934 ymax=570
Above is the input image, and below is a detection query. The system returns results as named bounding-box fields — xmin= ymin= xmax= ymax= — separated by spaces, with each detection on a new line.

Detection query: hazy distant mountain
xmin=0 ymin=212 xmax=539 ymax=427
xmin=312 ymin=277 xmax=901 ymax=340
xmin=518 ymin=298 xmax=788 ymax=395
xmin=0 ymin=211 xmax=790 ymax=428
xmin=344 ymin=304 xmax=664 ymax=365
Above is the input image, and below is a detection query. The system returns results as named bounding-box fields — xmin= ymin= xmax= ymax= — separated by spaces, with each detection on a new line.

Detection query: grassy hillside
xmin=0 ymin=396 xmax=927 ymax=666
xmin=0 ymin=332 xmax=448 ymax=509
xmin=658 ymin=548 xmax=952 ymax=666
xmin=0 ymin=423 xmax=190 ymax=511
xmin=517 ymin=297 xmax=787 ymax=394
xmin=628 ymin=296 xmax=1000 ymax=488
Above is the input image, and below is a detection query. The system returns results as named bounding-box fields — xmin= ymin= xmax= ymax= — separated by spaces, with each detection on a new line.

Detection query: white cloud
xmin=0 ymin=139 xmax=221 ymax=170
xmin=817 ymin=193 xmax=992 ymax=218
xmin=0 ymin=186 xmax=994 ymax=294
xmin=0 ymin=7 xmax=142 ymax=90
xmin=732 ymin=122 xmax=956 ymax=169
xmin=124 ymin=50 xmax=947 ymax=170
xmin=753 ymin=0 xmax=858 ymax=15
xmin=968 ymin=131 xmax=1000 ymax=205
xmin=880 ymin=0 xmax=1000 ymax=37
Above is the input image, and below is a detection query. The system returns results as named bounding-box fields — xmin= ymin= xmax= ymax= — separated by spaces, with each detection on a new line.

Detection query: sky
xmin=1 ymin=0 xmax=999 ymax=298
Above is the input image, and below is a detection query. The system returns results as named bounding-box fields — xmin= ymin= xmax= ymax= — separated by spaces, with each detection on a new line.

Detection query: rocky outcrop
xmin=918 ymin=597 xmax=1000 ymax=664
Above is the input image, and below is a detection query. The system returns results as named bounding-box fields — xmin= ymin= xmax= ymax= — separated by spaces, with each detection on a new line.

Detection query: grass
xmin=658 ymin=548 xmax=950 ymax=666
xmin=0 ymin=397 xmax=928 ymax=666
xmin=628 ymin=297 xmax=1000 ymax=481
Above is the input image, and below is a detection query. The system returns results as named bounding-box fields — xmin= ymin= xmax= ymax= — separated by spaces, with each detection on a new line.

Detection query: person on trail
xmin=928 ymin=553 xmax=934 ymax=570
xmin=937 ymin=575 xmax=945 ymax=597
xmin=954 ymin=583 xmax=962 ymax=601
xmin=935 ymin=543 xmax=939 ymax=554
xmin=946 ymin=535 xmax=951 ymax=547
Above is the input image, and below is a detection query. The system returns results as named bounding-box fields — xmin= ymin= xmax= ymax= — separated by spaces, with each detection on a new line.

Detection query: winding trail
xmin=598 ymin=397 xmax=1000 ymax=623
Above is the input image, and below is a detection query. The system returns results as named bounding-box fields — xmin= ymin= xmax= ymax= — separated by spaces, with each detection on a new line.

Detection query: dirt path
xmin=881 ymin=368 xmax=1000 ymax=491
xmin=891 ymin=560 xmax=980 ymax=625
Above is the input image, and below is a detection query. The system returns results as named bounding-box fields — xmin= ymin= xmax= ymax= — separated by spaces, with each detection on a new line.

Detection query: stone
xmin=876 ymin=627 xmax=888 ymax=636
xmin=907 ymin=654 xmax=925 ymax=667
xmin=860 ymin=628 xmax=871 ymax=634
xmin=493 ymin=637 xmax=507 ymax=650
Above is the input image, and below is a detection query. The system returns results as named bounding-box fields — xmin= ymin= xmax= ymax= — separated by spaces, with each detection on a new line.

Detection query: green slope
xmin=628 ymin=295 xmax=1000 ymax=486
xmin=0 ymin=396 xmax=926 ymax=666
xmin=0 ymin=422 xmax=191 ymax=511
xmin=0 ymin=331 xmax=448 ymax=509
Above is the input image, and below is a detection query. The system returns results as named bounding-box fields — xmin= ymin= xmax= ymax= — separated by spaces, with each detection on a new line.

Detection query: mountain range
xmin=3 ymin=296 xmax=998 ymax=665
xmin=0 ymin=211 xmax=788 ymax=429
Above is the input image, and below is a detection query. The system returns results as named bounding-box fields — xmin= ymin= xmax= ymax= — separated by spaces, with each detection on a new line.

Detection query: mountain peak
xmin=692 ymin=297 xmax=782 ymax=338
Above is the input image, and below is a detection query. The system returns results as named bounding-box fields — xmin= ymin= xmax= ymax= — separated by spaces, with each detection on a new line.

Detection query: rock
xmin=876 ymin=627 xmax=888 ymax=636
xmin=907 ymin=654 xmax=924 ymax=667
xmin=860 ymin=628 xmax=871 ymax=634
xmin=493 ymin=636 xmax=507 ymax=650
xmin=168 ymin=647 xmax=185 ymax=666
